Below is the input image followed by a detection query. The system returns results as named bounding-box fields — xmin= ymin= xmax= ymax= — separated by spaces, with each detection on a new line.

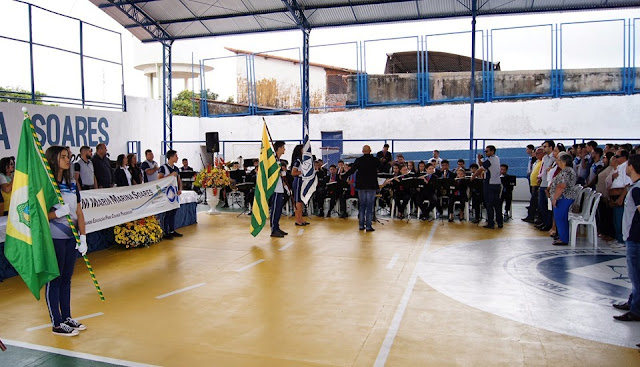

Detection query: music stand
xmin=179 ymin=171 xmax=196 ymax=191
xmin=320 ymin=147 xmax=340 ymax=166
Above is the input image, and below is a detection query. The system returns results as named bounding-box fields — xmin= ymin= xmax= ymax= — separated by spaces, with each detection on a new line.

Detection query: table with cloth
xmin=0 ymin=191 xmax=198 ymax=282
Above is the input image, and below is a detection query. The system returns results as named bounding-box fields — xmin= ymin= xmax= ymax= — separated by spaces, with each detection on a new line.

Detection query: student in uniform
xmin=45 ymin=146 xmax=89 ymax=336
xmin=158 ymin=150 xmax=183 ymax=240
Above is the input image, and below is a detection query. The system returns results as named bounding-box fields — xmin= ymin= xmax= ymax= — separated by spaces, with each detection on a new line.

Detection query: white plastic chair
xmin=569 ymin=188 xmax=592 ymax=221
xmin=569 ymin=192 xmax=601 ymax=248
xmin=346 ymin=198 xmax=359 ymax=216
xmin=391 ymin=199 xmax=412 ymax=219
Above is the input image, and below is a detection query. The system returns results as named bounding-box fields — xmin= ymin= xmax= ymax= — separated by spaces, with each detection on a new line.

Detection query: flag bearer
xmin=45 ymin=146 xmax=88 ymax=336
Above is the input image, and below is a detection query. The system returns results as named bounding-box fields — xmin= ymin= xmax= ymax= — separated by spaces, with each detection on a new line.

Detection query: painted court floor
xmin=1 ymin=203 xmax=639 ymax=366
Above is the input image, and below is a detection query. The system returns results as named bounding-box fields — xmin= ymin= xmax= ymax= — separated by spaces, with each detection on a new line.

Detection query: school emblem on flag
xmin=4 ymin=118 xmax=60 ymax=300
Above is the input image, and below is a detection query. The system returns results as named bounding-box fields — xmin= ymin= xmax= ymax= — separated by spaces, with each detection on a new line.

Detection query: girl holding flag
xmin=45 ymin=146 xmax=88 ymax=336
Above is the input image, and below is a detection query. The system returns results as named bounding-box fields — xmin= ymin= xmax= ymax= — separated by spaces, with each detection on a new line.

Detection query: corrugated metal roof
xmin=90 ymin=0 xmax=640 ymax=43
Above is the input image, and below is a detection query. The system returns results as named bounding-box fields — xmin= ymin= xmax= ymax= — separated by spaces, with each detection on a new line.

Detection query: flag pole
xmin=262 ymin=117 xmax=276 ymax=151
xmin=22 ymin=108 xmax=105 ymax=301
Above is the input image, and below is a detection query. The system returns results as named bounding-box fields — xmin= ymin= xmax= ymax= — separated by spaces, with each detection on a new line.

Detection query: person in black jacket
xmin=113 ymin=154 xmax=132 ymax=187
xmin=341 ymin=145 xmax=381 ymax=232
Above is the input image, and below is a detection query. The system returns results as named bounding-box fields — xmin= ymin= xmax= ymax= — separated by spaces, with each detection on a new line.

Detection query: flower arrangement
xmin=193 ymin=159 xmax=230 ymax=189
xmin=114 ymin=216 xmax=163 ymax=249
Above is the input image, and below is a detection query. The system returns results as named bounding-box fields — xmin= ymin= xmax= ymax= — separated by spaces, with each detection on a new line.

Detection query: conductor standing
xmin=342 ymin=145 xmax=381 ymax=232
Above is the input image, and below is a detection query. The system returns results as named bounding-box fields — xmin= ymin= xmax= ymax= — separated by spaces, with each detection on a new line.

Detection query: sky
xmin=0 ymin=0 xmax=639 ymax=107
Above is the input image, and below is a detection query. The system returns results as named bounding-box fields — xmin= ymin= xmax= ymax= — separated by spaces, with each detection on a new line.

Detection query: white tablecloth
xmin=179 ymin=190 xmax=198 ymax=204
xmin=0 ymin=216 xmax=7 ymax=243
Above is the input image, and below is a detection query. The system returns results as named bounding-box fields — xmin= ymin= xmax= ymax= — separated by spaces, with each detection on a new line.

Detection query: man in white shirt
xmin=608 ymin=150 xmax=632 ymax=243
xmin=471 ymin=145 xmax=502 ymax=229
xmin=430 ymin=150 xmax=443 ymax=170
xmin=536 ymin=140 xmax=555 ymax=231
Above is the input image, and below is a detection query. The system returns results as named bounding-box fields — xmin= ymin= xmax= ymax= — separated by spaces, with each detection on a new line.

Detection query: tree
xmin=172 ymin=89 xmax=219 ymax=116
xmin=0 ymin=86 xmax=48 ymax=105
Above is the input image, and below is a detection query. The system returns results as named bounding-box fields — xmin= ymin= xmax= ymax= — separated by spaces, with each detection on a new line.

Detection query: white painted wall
xmin=239 ymin=55 xmax=327 ymax=107
xmin=2 ymin=94 xmax=639 ymax=180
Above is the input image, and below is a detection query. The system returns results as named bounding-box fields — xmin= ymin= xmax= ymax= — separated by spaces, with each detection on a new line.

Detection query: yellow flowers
xmin=193 ymin=166 xmax=230 ymax=188
xmin=113 ymin=216 xmax=163 ymax=249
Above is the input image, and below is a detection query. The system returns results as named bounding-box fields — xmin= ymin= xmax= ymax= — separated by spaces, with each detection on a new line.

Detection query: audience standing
xmin=74 ymin=146 xmax=98 ymax=191
xmin=114 ymin=154 xmax=132 ymax=187
xmin=0 ymin=157 xmax=14 ymax=215
xmin=92 ymin=143 xmax=113 ymax=188
xmin=472 ymin=145 xmax=502 ymax=229
xmin=158 ymin=150 xmax=183 ymax=240
xmin=140 ymin=149 xmax=160 ymax=182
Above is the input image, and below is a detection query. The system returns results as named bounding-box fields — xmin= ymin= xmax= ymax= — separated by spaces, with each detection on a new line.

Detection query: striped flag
xmin=300 ymin=123 xmax=317 ymax=205
xmin=4 ymin=118 xmax=60 ymax=300
xmin=250 ymin=123 xmax=280 ymax=236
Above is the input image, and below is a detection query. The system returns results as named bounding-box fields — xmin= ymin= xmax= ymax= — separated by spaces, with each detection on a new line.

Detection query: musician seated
xmin=391 ymin=165 xmax=413 ymax=219
xmin=317 ymin=159 xmax=328 ymax=175
xmin=407 ymin=161 xmax=417 ymax=174
xmin=180 ymin=158 xmax=193 ymax=172
xmin=314 ymin=160 xmax=327 ymax=216
xmin=416 ymin=163 xmax=439 ymax=221
xmin=500 ymin=164 xmax=514 ymax=220
xmin=246 ymin=159 xmax=259 ymax=183
xmin=437 ymin=159 xmax=455 ymax=179
xmin=448 ymin=168 xmax=468 ymax=222
xmin=379 ymin=156 xmax=392 ymax=174
xmin=469 ymin=163 xmax=484 ymax=223
xmin=322 ymin=165 xmax=347 ymax=218
xmin=345 ymin=163 xmax=357 ymax=200
xmin=417 ymin=160 xmax=427 ymax=174
xmin=222 ymin=162 xmax=246 ymax=208
xmin=379 ymin=164 xmax=399 ymax=210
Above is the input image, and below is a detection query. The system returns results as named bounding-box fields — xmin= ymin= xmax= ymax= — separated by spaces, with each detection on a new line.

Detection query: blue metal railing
xmin=197 ymin=17 xmax=639 ymax=119
xmin=164 ymin=137 xmax=640 ymax=179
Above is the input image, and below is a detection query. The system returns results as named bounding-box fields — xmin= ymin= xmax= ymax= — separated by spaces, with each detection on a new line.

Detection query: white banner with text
xmin=81 ymin=177 xmax=180 ymax=233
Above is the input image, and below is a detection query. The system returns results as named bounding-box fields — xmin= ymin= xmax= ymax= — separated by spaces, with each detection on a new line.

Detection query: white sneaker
xmin=52 ymin=323 xmax=79 ymax=336
xmin=65 ymin=317 xmax=87 ymax=331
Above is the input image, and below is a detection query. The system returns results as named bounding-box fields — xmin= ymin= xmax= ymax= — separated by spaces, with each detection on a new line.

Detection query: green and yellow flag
xmin=250 ymin=123 xmax=280 ymax=236
xmin=4 ymin=117 xmax=60 ymax=300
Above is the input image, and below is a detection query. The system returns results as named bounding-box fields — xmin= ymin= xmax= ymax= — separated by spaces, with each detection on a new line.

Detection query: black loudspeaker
xmin=206 ymin=132 xmax=219 ymax=153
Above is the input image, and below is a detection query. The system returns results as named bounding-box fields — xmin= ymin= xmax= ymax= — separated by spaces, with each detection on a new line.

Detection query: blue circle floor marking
xmin=417 ymin=237 xmax=640 ymax=348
